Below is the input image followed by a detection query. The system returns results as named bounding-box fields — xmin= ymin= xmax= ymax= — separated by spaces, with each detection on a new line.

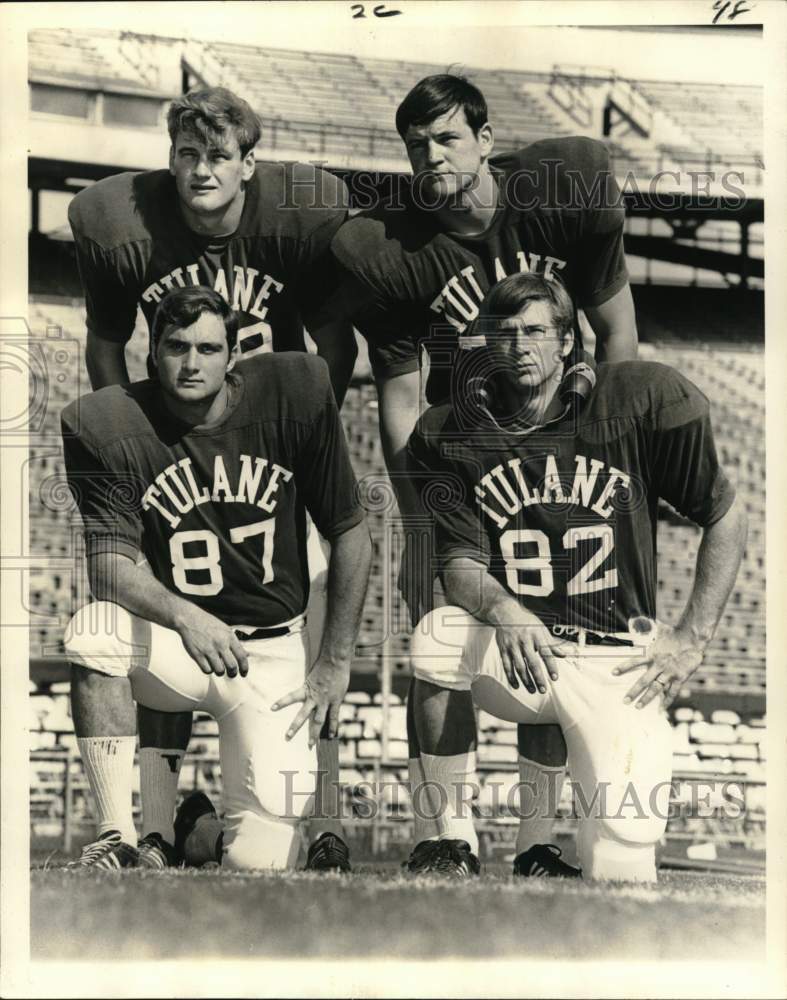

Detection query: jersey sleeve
xmin=294 ymin=171 xmax=351 ymax=331
xmin=324 ymin=262 xmax=424 ymax=381
xmin=353 ymin=299 xmax=425 ymax=381
xmin=60 ymin=406 xmax=143 ymax=560
xmin=68 ymin=194 xmax=139 ymax=345
xmin=406 ymin=421 xmax=491 ymax=568
xmin=328 ymin=215 xmax=425 ymax=381
xmin=572 ymin=140 xmax=629 ymax=307
xmin=648 ymin=374 xmax=736 ymax=526
xmin=294 ymin=362 xmax=366 ymax=538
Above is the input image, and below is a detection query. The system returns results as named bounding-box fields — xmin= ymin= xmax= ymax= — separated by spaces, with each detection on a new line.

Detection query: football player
xmin=404 ymin=271 xmax=747 ymax=880
xmin=61 ymin=286 xmax=371 ymax=870
xmin=329 ymin=74 xmax=638 ymax=873
xmin=67 ymin=85 xmax=357 ymax=869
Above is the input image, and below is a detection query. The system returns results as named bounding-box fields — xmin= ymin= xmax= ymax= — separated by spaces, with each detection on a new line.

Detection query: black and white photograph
xmin=0 ymin=1 xmax=785 ymax=997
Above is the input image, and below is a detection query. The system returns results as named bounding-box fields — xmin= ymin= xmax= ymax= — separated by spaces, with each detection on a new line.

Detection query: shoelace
xmin=432 ymin=841 xmax=472 ymax=875
xmin=70 ymin=833 xmax=121 ymax=867
xmin=408 ymin=840 xmax=444 ymax=871
xmin=310 ymin=836 xmax=348 ymax=867
xmin=138 ymin=839 xmax=168 ymax=870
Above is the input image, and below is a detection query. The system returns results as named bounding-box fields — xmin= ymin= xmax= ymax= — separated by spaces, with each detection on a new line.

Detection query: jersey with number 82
xmin=406 ymin=360 xmax=735 ymax=634
xmin=61 ymin=353 xmax=364 ymax=627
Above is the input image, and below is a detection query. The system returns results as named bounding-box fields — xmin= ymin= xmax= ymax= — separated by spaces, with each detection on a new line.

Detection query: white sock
xmin=408 ymin=756 xmax=439 ymax=845
xmin=77 ymin=736 xmax=138 ymax=846
xmin=419 ymin=752 xmax=479 ymax=854
xmin=515 ymin=755 xmax=567 ymax=855
xmin=139 ymin=746 xmax=184 ymax=844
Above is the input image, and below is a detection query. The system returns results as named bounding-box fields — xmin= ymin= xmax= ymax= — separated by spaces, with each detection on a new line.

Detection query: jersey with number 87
xmin=61 ymin=353 xmax=364 ymax=627
xmin=406 ymin=360 xmax=735 ymax=634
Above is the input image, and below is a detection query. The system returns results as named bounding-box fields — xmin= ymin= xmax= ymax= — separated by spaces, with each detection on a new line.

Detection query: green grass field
xmin=31 ymin=865 xmax=764 ymax=963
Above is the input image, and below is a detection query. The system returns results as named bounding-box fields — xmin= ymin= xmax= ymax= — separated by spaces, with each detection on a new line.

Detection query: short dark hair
xmin=151 ymin=286 xmax=239 ymax=358
xmin=479 ymin=272 xmax=575 ymax=343
xmin=395 ymin=74 xmax=488 ymax=139
xmin=167 ymin=86 xmax=261 ymax=156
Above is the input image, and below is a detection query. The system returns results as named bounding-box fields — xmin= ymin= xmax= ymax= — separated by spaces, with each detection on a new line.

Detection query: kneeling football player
xmin=61 ymin=286 xmax=371 ymax=870
xmin=404 ymin=272 xmax=747 ymax=880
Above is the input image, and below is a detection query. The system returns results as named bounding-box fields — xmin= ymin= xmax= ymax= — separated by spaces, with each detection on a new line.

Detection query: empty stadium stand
xmin=28 ymin=30 xmax=763 ymax=184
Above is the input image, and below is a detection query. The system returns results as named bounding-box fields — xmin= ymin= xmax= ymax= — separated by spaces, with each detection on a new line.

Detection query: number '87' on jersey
xmin=406 ymin=360 xmax=736 ymax=635
xmin=61 ymin=353 xmax=365 ymax=628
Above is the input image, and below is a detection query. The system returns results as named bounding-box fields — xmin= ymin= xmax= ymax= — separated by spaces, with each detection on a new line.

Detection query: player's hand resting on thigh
xmin=272 ymin=654 xmax=351 ymax=748
xmin=490 ymin=604 xmax=572 ymax=695
xmin=173 ymin=603 xmax=249 ymax=679
xmin=613 ymin=622 xmax=705 ymax=709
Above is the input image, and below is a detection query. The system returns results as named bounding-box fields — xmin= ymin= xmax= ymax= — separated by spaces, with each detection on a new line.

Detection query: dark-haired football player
xmin=62 ymin=286 xmax=371 ymax=870
xmin=68 ymin=85 xmax=357 ymax=870
xmin=330 ymin=74 xmax=638 ymax=872
xmin=404 ymin=272 xmax=747 ymax=879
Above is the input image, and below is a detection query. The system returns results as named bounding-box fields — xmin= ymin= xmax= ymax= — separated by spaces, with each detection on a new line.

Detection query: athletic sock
xmin=408 ymin=756 xmax=439 ymax=845
xmin=419 ymin=751 xmax=479 ymax=854
xmin=139 ymin=746 xmax=184 ymax=845
xmin=308 ymin=737 xmax=345 ymax=841
xmin=77 ymin=735 xmax=138 ymax=846
xmin=515 ymin=755 xmax=567 ymax=855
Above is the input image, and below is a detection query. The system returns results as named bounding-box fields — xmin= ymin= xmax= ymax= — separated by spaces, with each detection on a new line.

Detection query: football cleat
xmin=304 ymin=832 xmax=352 ymax=873
xmin=66 ymin=830 xmax=139 ymax=870
xmin=513 ymin=843 xmax=582 ymax=878
xmin=405 ymin=838 xmax=480 ymax=878
xmin=137 ymin=831 xmax=177 ymax=870
xmin=174 ymin=791 xmax=219 ymax=866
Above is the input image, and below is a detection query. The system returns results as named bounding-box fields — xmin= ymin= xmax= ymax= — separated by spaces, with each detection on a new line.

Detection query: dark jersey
xmin=331 ymin=138 xmax=627 ymax=403
xmin=68 ymin=162 xmax=348 ymax=358
xmin=61 ymin=354 xmax=364 ymax=627
xmin=407 ymin=361 xmax=734 ymax=634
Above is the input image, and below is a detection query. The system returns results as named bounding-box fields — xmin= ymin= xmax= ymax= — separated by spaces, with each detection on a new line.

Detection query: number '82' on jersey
xmin=407 ymin=361 xmax=735 ymax=634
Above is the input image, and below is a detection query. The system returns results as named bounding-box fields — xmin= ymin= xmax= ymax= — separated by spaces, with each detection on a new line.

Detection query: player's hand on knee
xmin=613 ymin=622 xmax=705 ymax=709
xmin=271 ymin=655 xmax=350 ymax=748
xmin=494 ymin=619 xmax=570 ymax=694
xmin=174 ymin=605 xmax=249 ymax=679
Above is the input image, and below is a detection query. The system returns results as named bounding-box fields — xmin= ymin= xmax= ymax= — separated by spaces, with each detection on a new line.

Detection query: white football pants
xmin=411 ymin=608 xmax=674 ymax=882
xmin=65 ymin=601 xmax=318 ymax=871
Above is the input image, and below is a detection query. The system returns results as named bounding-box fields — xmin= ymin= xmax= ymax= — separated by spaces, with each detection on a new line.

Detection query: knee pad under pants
xmin=65 ymin=602 xmax=318 ymax=870
xmin=216 ymin=646 xmax=317 ymax=870
xmin=411 ymin=607 xmax=674 ymax=881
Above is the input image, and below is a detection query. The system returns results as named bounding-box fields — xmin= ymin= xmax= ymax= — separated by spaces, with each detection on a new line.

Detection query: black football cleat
xmin=405 ymin=838 xmax=480 ymax=878
xmin=174 ymin=791 xmax=219 ymax=866
xmin=137 ymin=831 xmax=177 ymax=870
xmin=66 ymin=830 xmax=139 ymax=870
xmin=304 ymin=832 xmax=352 ymax=873
xmin=513 ymin=843 xmax=581 ymax=878
xmin=404 ymin=839 xmax=443 ymax=873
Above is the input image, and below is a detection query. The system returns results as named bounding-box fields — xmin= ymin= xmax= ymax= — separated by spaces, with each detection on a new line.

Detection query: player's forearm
xmin=85 ymin=331 xmax=130 ymax=389
xmin=593 ymin=326 xmax=638 ymax=364
xmin=677 ymin=494 xmax=748 ymax=646
xmin=87 ymin=551 xmax=199 ymax=634
xmin=319 ymin=520 xmax=372 ymax=666
xmin=310 ymin=319 xmax=358 ymax=407
xmin=444 ymin=557 xmax=529 ymax=627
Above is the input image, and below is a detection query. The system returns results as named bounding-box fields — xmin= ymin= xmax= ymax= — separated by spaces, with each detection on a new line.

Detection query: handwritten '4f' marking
xmin=712 ymin=0 xmax=755 ymax=23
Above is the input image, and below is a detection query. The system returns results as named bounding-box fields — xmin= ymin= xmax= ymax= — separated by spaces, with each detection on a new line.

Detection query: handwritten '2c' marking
xmin=351 ymin=3 xmax=403 ymax=17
